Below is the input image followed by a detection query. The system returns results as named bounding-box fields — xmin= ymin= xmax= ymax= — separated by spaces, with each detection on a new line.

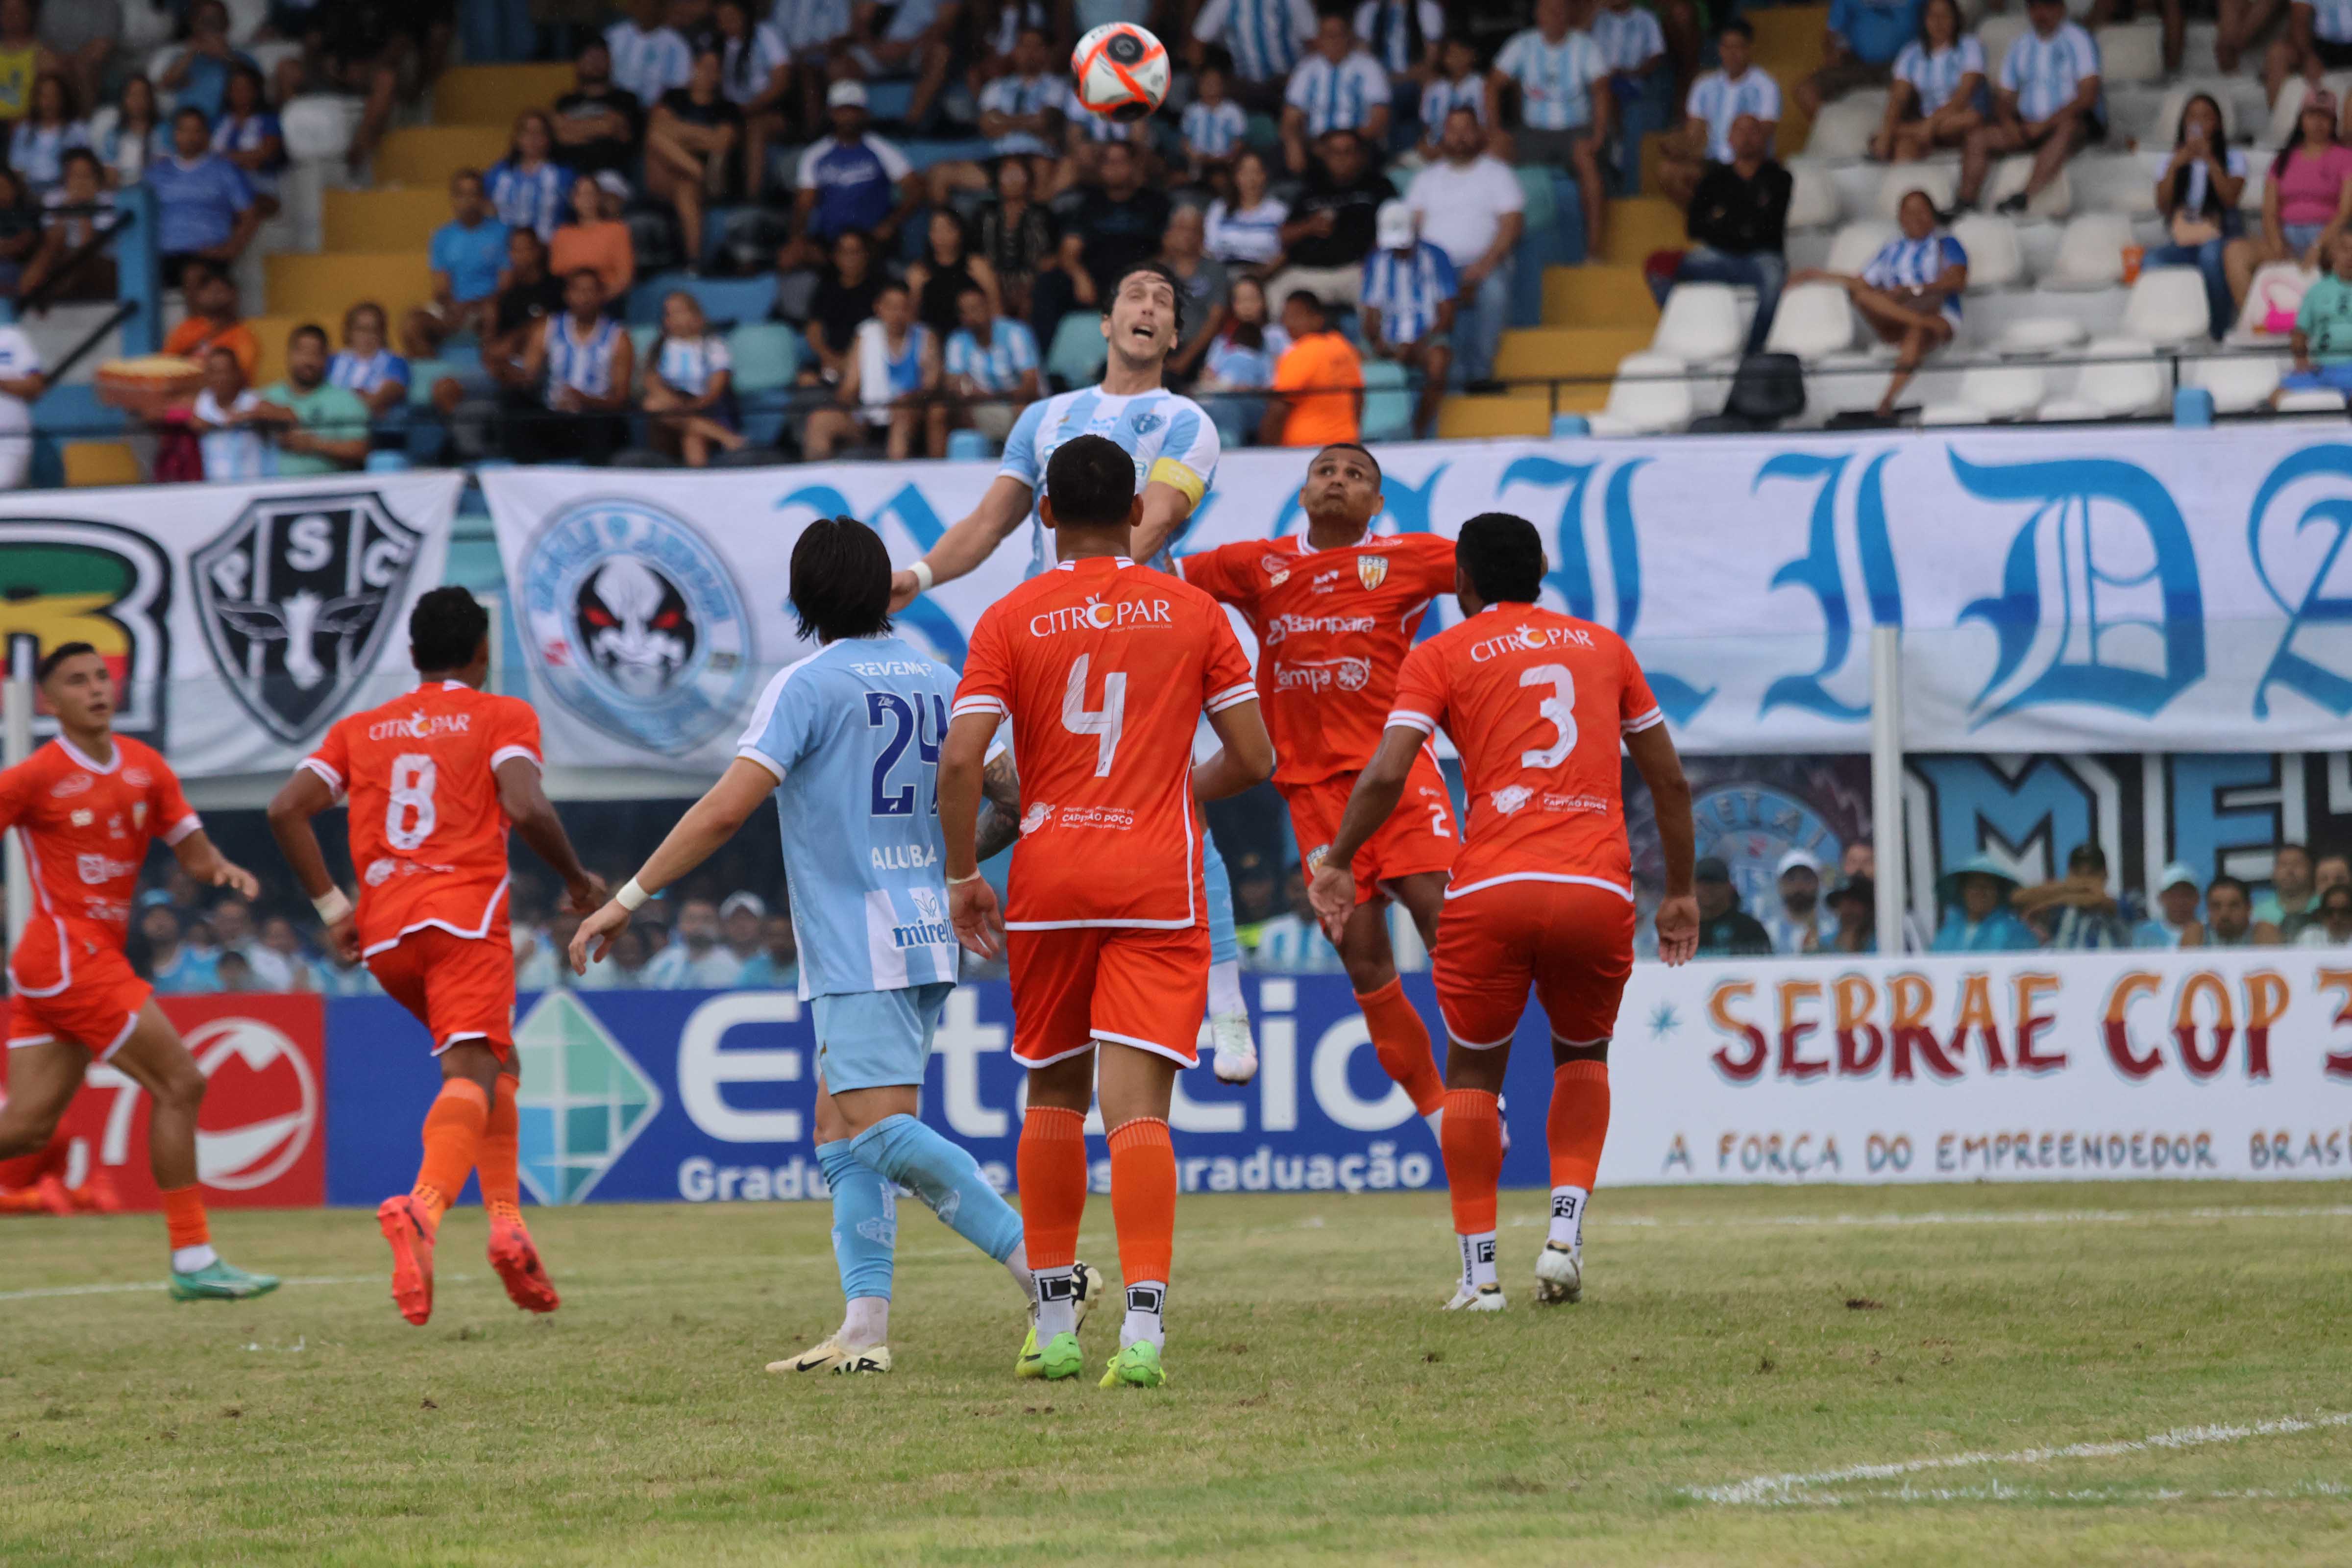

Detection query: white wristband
xmin=312 ymin=887 xmax=352 ymax=925
xmin=616 ymin=877 xmax=651 ymax=911
xmin=946 ymin=870 xmax=986 ymax=886
xmin=909 ymin=559 xmax=935 ymax=594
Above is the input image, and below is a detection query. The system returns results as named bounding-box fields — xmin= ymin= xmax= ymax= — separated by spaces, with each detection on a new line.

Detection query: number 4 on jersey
xmin=1061 ymin=654 xmax=1126 ymax=778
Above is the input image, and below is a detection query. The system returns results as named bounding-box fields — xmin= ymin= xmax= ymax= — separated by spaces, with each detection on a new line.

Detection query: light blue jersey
xmin=735 ymin=635 xmax=961 ymax=1000
xmin=999 ymin=385 xmax=1222 ymax=577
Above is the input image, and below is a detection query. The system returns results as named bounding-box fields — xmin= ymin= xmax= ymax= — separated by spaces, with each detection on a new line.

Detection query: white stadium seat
xmin=2040 ymin=338 xmax=2168 ymax=419
xmin=1950 ymin=214 xmax=2023 ymax=291
xmin=1764 ymin=281 xmax=1859 ymax=360
xmin=1589 ymin=352 xmax=1696 ymax=436
xmin=2100 ymin=20 xmax=2166 ymax=84
xmin=2265 ymin=74 xmax=2352 ymax=149
xmin=1875 ymin=162 xmax=1956 ymax=220
xmin=1651 ymin=282 xmax=1745 ymax=364
xmin=1827 ymin=219 xmax=1900 ymax=275
xmin=282 ymin=95 xmax=364 ymax=162
xmin=1785 ymin=160 xmax=1843 ymax=229
xmin=1922 ymin=362 xmax=2047 ymax=424
xmin=2075 ymin=152 xmax=2156 ymax=216
xmin=2233 ymin=262 xmax=2315 ymax=339
xmin=2186 ymin=352 xmax=2286 ymax=414
xmin=1978 ymin=14 xmax=2032 ymax=74
xmin=1998 ymin=316 xmax=2089 ymax=355
xmin=2279 ymin=385 xmax=2352 ymax=413
xmin=1804 ymin=93 xmax=1888 ymax=160
xmin=2044 ymin=212 xmax=2136 ymax=289
xmin=2121 ymin=266 xmax=2214 ymax=347
xmin=1987 ymin=155 xmax=2072 ymax=219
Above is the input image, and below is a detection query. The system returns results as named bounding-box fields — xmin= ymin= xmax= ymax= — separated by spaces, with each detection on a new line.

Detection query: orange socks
xmin=479 ymin=1075 xmax=524 ymax=1226
xmin=1440 ymin=1088 xmax=1502 ymax=1237
xmin=1547 ymin=1060 xmax=1611 ymax=1251
xmin=1106 ymin=1117 xmax=1176 ymax=1289
xmin=1016 ymin=1105 xmax=1087 ymax=1270
xmin=1358 ymin=977 xmax=1446 ymax=1117
xmin=160 ymin=1183 xmax=210 ymax=1250
xmin=411 ymin=1078 xmax=490 ymax=1228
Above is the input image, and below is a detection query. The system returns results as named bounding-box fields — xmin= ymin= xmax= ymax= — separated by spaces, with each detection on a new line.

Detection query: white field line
xmin=1691 ymin=1412 xmax=2352 ymax=1505
xmin=1527 ymin=1204 xmax=2352 ymax=1232
xmin=1795 ymin=1479 xmax=2352 ymax=1505
xmin=0 ymin=1272 xmax=474 ymax=1303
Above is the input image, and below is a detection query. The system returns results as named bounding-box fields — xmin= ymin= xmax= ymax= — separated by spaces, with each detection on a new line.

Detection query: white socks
xmin=1207 ymin=957 xmax=1246 ymax=1019
xmin=1550 ymin=1185 xmax=1590 ymax=1253
xmin=1458 ymin=1232 xmax=1497 ymax=1292
xmin=1004 ymin=1250 xmax=1036 ymax=1307
xmin=1121 ymin=1281 xmax=1167 ymax=1351
xmin=1035 ymin=1266 xmax=1079 ymax=1339
xmin=838 ymin=1295 xmax=889 ymax=1349
xmin=172 ymin=1244 xmax=218 ymax=1273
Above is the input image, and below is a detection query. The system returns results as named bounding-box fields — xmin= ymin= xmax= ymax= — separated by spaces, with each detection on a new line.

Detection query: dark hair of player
xmin=1316 ymin=441 xmax=1380 ymax=481
xmin=36 ymin=640 xmax=98 ymax=683
xmin=1102 ymin=260 xmax=1186 ymax=344
xmin=1456 ymin=512 xmax=1546 ymax=604
xmin=788 ymin=515 xmax=893 ymax=643
xmin=1045 ymin=433 xmax=1139 ymax=528
xmin=410 ymin=585 xmax=490 ymax=673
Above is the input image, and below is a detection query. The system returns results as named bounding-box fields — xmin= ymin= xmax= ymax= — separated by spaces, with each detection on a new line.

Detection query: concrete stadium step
xmin=267 ymin=251 xmax=434 ymax=325
xmin=431 ymin=64 xmax=574 ymax=127
xmin=1543 ymin=264 xmax=1659 ymax=330
xmin=1493 ymin=325 xmax=1654 ymax=385
xmin=1749 ymin=4 xmax=1829 ymax=61
xmin=372 ymin=125 xmax=511 ymax=187
xmin=324 ymin=186 xmax=455 ymax=252
xmin=1601 ymin=196 xmax=1686 ymax=268
xmin=1435 ymin=387 xmax=1605 ymax=441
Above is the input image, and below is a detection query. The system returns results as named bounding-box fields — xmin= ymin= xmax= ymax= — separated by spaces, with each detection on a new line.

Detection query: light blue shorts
xmin=811 ymin=980 xmax=956 ymax=1094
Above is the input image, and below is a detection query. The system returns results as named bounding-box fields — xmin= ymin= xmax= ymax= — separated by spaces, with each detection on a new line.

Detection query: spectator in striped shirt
xmin=2269 ymin=0 xmax=2352 ymax=115
xmin=926 ymin=24 xmax=1061 ymax=206
xmin=1487 ymin=0 xmax=1610 ymax=253
xmin=1283 ymin=13 xmax=1392 ymax=174
xmin=1795 ymin=0 xmax=1920 ymax=122
xmin=1415 ymin=33 xmax=1485 ymax=161
xmin=1353 ymin=0 xmax=1444 ymax=87
xmin=643 ymin=289 xmax=747 ymax=466
xmin=1872 ymin=0 xmax=1984 ymax=163
xmin=326 ymin=301 xmax=410 ymax=423
xmin=190 ymin=344 xmax=267 ymax=482
xmin=1792 ymin=189 xmax=1966 ymax=416
xmin=1659 ymin=17 xmax=1780 ymax=210
xmin=1358 ymin=200 xmax=1453 ymax=437
xmin=1191 ymin=0 xmax=1319 ymax=111
xmin=607 ymin=0 xmax=696 ymax=107
xmin=1960 ymin=0 xmax=2102 ymax=214
xmin=941 ymin=278 xmax=1040 ymax=443
xmin=1181 ymin=58 xmax=1250 ymax=188
xmin=1591 ymin=0 xmax=1669 ymax=93
xmin=1205 ymin=146 xmax=1287 ymax=269
xmin=487 ymin=110 xmax=569 ymax=242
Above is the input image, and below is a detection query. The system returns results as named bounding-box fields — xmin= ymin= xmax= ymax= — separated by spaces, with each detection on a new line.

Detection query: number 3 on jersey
xmin=387 ymin=753 xmax=438 ymax=850
xmin=1519 ymin=664 xmax=1576 ymax=768
xmin=1061 ymin=653 xmax=1126 ymax=778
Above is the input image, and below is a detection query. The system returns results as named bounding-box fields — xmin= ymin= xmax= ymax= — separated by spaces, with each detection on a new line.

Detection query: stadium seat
xmin=1359 ymin=358 xmax=1414 ymax=442
xmin=1650 ymin=282 xmax=1744 ymax=364
xmin=945 ymin=429 xmax=992 ymax=460
xmin=280 ymin=95 xmax=362 ymax=161
xmin=2074 ymin=152 xmax=2156 ymax=216
xmin=62 ymin=441 xmax=139 ymax=487
xmin=2121 ymin=267 xmax=2210 ymax=347
xmin=628 ymin=325 xmax=659 ymax=369
xmin=727 ymin=322 xmax=801 ymax=394
xmin=1763 ymin=282 xmax=1857 ymax=361
xmin=1921 ymin=362 xmax=2046 ymax=424
xmin=1587 ymin=351 xmax=1693 ymax=436
xmin=407 ymin=359 xmax=452 ymax=407
xmin=1948 ymin=214 xmax=2021 ymax=291
xmin=2044 ymin=212 xmax=2135 ymax=289
xmin=2265 ymin=73 xmax=2352 ymax=147
xmin=432 ymin=64 xmax=577 ymax=126
xmin=1045 ymin=312 xmax=1108 ymax=388
xmin=1978 ymin=14 xmax=2032 ymax=72
xmin=1801 ymin=93 xmax=1887 ymax=160
xmin=2150 ymin=81 xmax=2238 ymax=146
xmin=1826 ymin=219 xmax=1899 ymax=276
xmin=2233 ymin=262 xmax=2314 ymax=339
xmin=1874 ymin=163 xmax=1955 ymax=221
xmin=1785 ymin=160 xmax=1842 ymax=230
xmin=2038 ymin=335 xmax=2167 ymax=418
xmin=2101 ymin=20 xmax=2166 ymax=84
xmin=1986 ymin=156 xmax=2071 ymax=219
xmin=2278 ymin=385 xmax=2350 ymax=413
xmin=2186 ymin=351 xmax=2286 ymax=413
xmin=684 ymin=275 xmax=778 ymax=328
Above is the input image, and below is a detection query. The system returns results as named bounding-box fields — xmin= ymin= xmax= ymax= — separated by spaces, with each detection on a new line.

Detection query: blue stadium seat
xmin=32 ymin=382 xmax=122 ymax=441
xmin=628 ymin=323 xmax=660 ymax=366
xmin=1045 ymin=312 xmax=1108 ymax=389
xmin=946 ymin=428 xmax=993 ymax=460
xmin=727 ymin=321 xmax=800 ymax=393
xmin=628 ymin=272 xmax=779 ymax=329
xmin=899 ymin=137 xmax=995 ymax=172
xmin=440 ymin=341 xmax=484 ymax=378
xmin=1360 ymin=358 xmax=1413 ymax=442
xmin=406 ymin=359 xmax=452 ymax=407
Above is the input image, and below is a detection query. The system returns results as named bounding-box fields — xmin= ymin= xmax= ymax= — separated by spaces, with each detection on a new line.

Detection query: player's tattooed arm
xmin=973 ymin=747 xmax=1023 ymax=862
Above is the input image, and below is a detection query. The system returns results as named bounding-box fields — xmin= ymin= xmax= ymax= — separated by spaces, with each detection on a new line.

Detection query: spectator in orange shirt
xmin=1261 ymin=289 xmax=1362 ymax=446
xmin=550 ymin=171 xmax=637 ymax=306
xmin=159 ymin=260 xmax=258 ymax=381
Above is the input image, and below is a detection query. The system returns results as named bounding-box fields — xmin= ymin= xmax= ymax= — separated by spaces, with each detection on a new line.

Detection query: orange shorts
xmin=367 ymin=927 xmax=516 ymax=1059
xmin=1284 ymin=750 xmax=1458 ymax=906
xmin=1007 ymin=924 xmax=1211 ymax=1069
xmin=4 ymin=921 xmax=148 ymax=1060
xmin=1433 ymin=880 xmax=1635 ymax=1049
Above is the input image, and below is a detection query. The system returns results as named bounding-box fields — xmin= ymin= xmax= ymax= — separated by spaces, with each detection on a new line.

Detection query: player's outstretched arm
xmin=1307 ymin=723 xmax=1420 ymax=938
xmin=265 ymin=769 xmax=355 ymax=958
xmin=938 ymin=711 xmax=1005 ymax=959
xmin=1626 ymin=723 xmax=1699 ymax=966
xmin=170 ymin=826 xmax=260 ymax=901
xmin=1131 ymin=480 xmax=1200 ymax=565
xmin=887 ymin=474 xmax=1035 ymax=610
xmin=571 ymin=759 xmax=773 ymax=971
xmin=496 ymin=757 xmax=606 ymax=916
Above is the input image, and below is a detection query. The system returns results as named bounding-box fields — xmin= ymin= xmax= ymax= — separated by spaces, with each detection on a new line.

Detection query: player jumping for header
xmin=572 ymin=516 xmax=1076 ymax=1375
xmin=0 ymin=642 xmax=277 ymax=1299
xmin=941 ymin=435 xmax=1275 ymax=1389
xmin=888 ymin=261 xmax=1261 ymax=1083
xmin=270 ymin=588 xmax=604 ymax=1325
xmin=1309 ymin=513 xmax=1698 ymax=1310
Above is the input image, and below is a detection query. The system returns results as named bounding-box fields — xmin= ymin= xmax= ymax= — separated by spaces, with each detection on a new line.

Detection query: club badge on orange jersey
xmin=1357 ymin=555 xmax=1389 ymax=591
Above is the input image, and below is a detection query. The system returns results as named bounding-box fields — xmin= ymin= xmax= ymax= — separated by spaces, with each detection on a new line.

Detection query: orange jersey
xmin=0 ymin=735 xmax=198 ymax=950
xmin=953 ymin=555 xmax=1257 ymax=929
xmin=302 ymin=681 xmax=542 ymax=956
xmin=1387 ymin=604 xmax=1663 ymax=901
xmin=1178 ymin=531 xmax=1454 ymax=786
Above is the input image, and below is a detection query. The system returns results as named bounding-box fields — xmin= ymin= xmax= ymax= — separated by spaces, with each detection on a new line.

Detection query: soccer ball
xmin=1071 ymin=23 xmax=1169 ymax=123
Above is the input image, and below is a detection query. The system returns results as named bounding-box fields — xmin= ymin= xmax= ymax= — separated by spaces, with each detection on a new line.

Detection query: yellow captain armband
xmin=1146 ymin=458 xmax=1206 ymax=508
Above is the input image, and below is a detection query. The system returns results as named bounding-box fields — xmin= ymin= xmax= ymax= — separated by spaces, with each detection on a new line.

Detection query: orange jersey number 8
xmin=388 ymin=753 xmax=440 ymax=851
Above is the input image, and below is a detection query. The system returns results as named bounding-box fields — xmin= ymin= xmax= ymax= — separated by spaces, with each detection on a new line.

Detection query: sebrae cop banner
xmin=485 ymin=425 xmax=2352 ymax=766
xmin=0 ymin=473 xmax=462 ymax=777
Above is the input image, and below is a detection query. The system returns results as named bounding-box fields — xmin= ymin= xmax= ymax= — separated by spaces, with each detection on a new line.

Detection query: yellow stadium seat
xmin=1493 ymin=327 xmax=1655 ymax=394
xmin=325 ymin=187 xmax=462 ymax=253
xmin=1601 ymin=196 xmax=1688 ymax=268
xmin=240 ymin=314 xmax=306 ymax=387
xmin=267 ymin=252 xmax=435 ymax=329
xmin=1543 ymin=265 xmax=1660 ymax=331
xmin=63 ymin=441 xmax=141 ymax=487
xmin=1436 ymin=395 xmax=1556 ymax=440
xmin=431 ymin=65 xmax=575 ymax=127
xmin=371 ymin=125 xmax=512 ymax=187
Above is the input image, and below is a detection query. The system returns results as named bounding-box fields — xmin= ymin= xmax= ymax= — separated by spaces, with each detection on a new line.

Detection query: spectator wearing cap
xmin=1666 ymin=111 xmax=1791 ymax=357
xmin=1930 ymin=855 xmax=2037 ymax=952
xmin=645 ymin=896 xmax=747 ymax=988
xmin=1360 ymin=200 xmax=1455 ymax=438
xmin=2301 ymin=882 xmax=2352 ymax=948
xmin=1282 ymin=12 xmax=1392 ymax=176
xmin=1403 ymin=107 xmax=1522 ymax=387
xmin=719 ymin=891 xmax=766 ymax=971
xmin=784 ymin=80 xmax=920 ymax=271
xmin=1765 ymin=848 xmax=1833 ymax=955
xmin=2203 ymin=874 xmax=2282 ymax=947
xmin=2253 ymin=841 xmax=2317 ymax=933
xmin=553 ymin=38 xmax=648 ymax=178
xmin=2015 ymin=842 xmax=2130 ymax=949
xmin=1694 ymin=856 xmax=1773 ymax=956
xmin=551 ymin=172 xmax=638 ymax=304
xmin=2133 ymin=862 xmax=2207 ymax=948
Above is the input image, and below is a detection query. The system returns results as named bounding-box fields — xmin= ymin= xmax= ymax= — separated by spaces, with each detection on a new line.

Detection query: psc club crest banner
xmin=0 ymin=472 xmax=462 ymax=777
xmin=486 ymin=426 xmax=2352 ymax=767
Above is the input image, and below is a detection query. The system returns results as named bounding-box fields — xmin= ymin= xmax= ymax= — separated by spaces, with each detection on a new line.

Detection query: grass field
xmin=6 ymin=1182 xmax=2352 ymax=1565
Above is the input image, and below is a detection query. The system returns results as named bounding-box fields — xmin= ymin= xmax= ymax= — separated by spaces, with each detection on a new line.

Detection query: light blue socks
xmin=816 ymin=1139 xmax=896 ymax=1303
xmin=849 ymin=1114 xmax=1025 ymax=1265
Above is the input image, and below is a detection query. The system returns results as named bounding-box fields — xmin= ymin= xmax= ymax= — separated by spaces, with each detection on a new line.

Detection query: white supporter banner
xmin=484 ymin=423 xmax=2352 ymax=767
xmin=0 ymin=472 xmax=463 ymax=777
xmin=1609 ymin=948 xmax=2352 ymax=1185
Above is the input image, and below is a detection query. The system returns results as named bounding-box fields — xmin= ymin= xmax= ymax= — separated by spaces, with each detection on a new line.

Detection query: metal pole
xmin=1869 ymin=625 xmax=1905 ymax=955
xmin=4 ymin=641 xmax=33 ymax=954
